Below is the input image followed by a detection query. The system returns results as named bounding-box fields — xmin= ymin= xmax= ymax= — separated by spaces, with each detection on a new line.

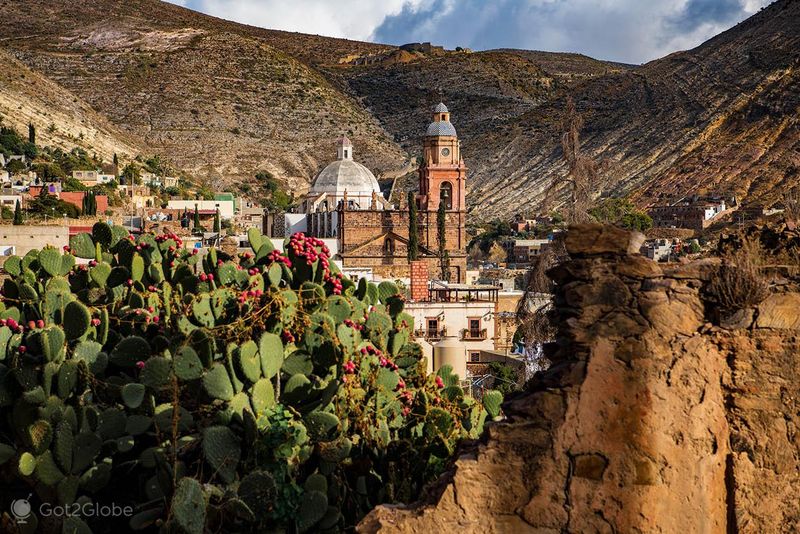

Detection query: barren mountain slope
xmin=463 ymin=0 xmax=800 ymax=219
xmin=0 ymin=0 xmax=407 ymax=191
xmin=0 ymin=48 xmax=143 ymax=162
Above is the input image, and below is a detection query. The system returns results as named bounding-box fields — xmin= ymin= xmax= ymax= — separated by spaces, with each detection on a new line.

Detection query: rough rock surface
xmin=359 ymin=224 xmax=800 ymax=533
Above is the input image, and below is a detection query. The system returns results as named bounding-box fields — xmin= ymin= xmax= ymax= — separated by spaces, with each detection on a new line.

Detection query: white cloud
xmin=165 ymin=0 xmax=424 ymax=41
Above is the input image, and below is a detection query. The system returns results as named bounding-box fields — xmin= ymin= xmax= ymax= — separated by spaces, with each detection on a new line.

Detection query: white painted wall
xmin=404 ymin=300 xmax=496 ymax=357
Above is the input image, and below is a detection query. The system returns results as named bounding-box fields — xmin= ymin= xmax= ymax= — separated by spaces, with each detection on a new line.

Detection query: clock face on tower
xmin=441 ymin=148 xmax=450 ymax=157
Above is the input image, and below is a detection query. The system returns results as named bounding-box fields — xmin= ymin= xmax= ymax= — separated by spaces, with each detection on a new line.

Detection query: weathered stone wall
xmin=359 ymin=224 xmax=800 ymax=533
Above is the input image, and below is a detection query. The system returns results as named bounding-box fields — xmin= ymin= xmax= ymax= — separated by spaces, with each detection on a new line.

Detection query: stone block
xmin=565 ymin=224 xmax=646 ymax=257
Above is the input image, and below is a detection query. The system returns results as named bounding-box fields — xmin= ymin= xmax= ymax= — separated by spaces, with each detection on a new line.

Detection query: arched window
xmin=440 ymin=182 xmax=453 ymax=210
xmin=383 ymin=237 xmax=395 ymax=255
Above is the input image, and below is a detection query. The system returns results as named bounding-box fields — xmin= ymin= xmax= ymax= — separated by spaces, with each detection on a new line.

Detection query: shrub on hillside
xmin=0 ymin=225 xmax=500 ymax=533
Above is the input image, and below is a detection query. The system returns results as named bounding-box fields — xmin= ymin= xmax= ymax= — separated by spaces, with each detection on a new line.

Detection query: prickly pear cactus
xmin=0 ymin=229 xmax=499 ymax=533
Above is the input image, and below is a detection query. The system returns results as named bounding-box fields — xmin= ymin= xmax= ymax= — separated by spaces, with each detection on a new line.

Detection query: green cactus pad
xmin=110 ymin=336 xmax=150 ymax=367
xmin=35 ymin=449 xmax=65 ymax=485
xmin=69 ymin=233 xmax=96 ymax=259
xmin=296 ymin=490 xmax=328 ymax=533
xmin=92 ymin=222 xmax=113 ymax=248
xmin=267 ymin=263 xmax=282 ymax=287
xmin=376 ymin=368 xmax=400 ymax=391
xmin=57 ymin=360 xmax=79 ymax=399
xmin=141 ymin=357 xmax=172 ymax=389
xmin=304 ymin=411 xmax=339 ymax=441
xmin=235 ymin=341 xmax=261 ymax=383
xmin=250 ymin=378 xmax=275 ymax=414
xmin=377 ymin=281 xmax=400 ymax=302
xmin=98 ymin=408 xmax=127 ymax=440
xmin=203 ymin=364 xmax=234 ymax=401
xmin=282 ymin=351 xmax=313 ymax=376
xmin=53 ymin=420 xmax=74 ymax=473
xmin=41 ymin=326 xmax=66 ymax=363
xmin=318 ymin=436 xmax=352 ymax=463
xmin=202 ymin=425 xmax=240 ymax=484
xmin=258 ymin=332 xmax=283 ymax=379
xmin=62 ymin=301 xmax=91 ymax=341
xmin=39 ymin=247 xmax=73 ymax=277
xmin=325 ymin=296 xmax=352 ymax=323
xmin=482 ymin=390 xmax=503 ymax=419
xmin=89 ymin=262 xmax=112 ymax=286
xmin=121 ymin=383 xmax=146 ymax=408
xmin=27 ymin=419 xmax=53 ymax=454
xmin=246 ymin=227 xmax=263 ymax=252
xmin=4 ymin=255 xmax=21 ymax=276
xmin=171 ymin=477 xmax=207 ymax=534
xmin=191 ymin=295 xmax=215 ymax=328
xmin=174 ymin=347 xmax=203 ymax=381
xmin=131 ymin=253 xmax=145 ymax=282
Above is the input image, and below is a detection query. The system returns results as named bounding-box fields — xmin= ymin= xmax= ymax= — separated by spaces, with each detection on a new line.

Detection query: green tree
xmin=589 ymin=198 xmax=652 ymax=232
xmin=193 ymin=204 xmax=200 ymax=230
xmin=12 ymin=200 xmax=23 ymax=225
xmin=28 ymin=123 xmax=35 ymax=145
xmin=437 ymin=200 xmax=450 ymax=281
xmin=121 ymin=163 xmax=141 ymax=186
xmin=213 ymin=208 xmax=221 ymax=233
xmin=112 ymin=152 xmax=119 ymax=170
xmin=487 ymin=362 xmax=521 ymax=395
xmin=407 ymin=191 xmax=419 ymax=262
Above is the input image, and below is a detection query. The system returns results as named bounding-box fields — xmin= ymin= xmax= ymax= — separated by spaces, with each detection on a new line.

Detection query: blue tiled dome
xmin=426 ymin=120 xmax=457 ymax=137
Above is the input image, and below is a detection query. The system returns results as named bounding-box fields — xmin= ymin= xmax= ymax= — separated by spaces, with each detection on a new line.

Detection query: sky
xmin=164 ymin=0 xmax=773 ymax=64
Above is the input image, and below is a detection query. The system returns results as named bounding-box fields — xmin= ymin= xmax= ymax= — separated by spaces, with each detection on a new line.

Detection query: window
xmin=383 ymin=237 xmax=395 ymax=255
xmin=470 ymin=352 xmax=480 ymax=362
xmin=427 ymin=318 xmax=439 ymax=335
xmin=440 ymin=182 xmax=453 ymax=210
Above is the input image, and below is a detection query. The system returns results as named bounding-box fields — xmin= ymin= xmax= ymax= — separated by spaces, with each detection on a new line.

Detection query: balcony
xmin=461 ymin=328 xmax=487 ymax=341
xmin=414 ymin=328 xmax=447 ymax=341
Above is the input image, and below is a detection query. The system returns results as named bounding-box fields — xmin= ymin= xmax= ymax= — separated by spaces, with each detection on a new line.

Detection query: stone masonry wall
xmin=359 ymin=224 xmax=800 ymax=533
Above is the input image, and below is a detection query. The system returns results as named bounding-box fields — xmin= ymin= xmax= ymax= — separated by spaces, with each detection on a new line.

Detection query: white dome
xmin=310 ymin=159 xmax=380 ymax=196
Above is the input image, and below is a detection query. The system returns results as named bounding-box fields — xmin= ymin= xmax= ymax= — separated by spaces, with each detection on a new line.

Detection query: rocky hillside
xmin=463 ymin=0 xmax=800 ymax=218
xmin=1 ymin=0 xmax=797 ymax=216
xmin=0 ymin=48 xmax=143 ymax=164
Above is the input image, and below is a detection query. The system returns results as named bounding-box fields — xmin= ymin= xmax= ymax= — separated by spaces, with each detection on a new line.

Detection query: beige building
xmin=405 ymin=298 xmax=496 ymax=364
xmin=0 ymin=225 xmax=69 ymax=262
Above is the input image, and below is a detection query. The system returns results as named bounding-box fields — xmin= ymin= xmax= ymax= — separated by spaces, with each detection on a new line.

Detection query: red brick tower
xmin=418 ymin=103 xmax=467 ymax=282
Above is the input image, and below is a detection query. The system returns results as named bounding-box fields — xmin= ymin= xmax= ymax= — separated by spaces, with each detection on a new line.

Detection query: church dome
xmin=426 ymin=102 xmax=457 ymax=137
xmin=426 ymin=121 xmax=457 ymax=137
xmin=310 ymin=158 xmax=380 ymax=196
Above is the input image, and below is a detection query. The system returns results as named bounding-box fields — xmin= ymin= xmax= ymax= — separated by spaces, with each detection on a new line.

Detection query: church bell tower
xmin=417 ymin=103 xmax=467 ymax=282
xmin=418 ymin=103 xmax=467 ymax=212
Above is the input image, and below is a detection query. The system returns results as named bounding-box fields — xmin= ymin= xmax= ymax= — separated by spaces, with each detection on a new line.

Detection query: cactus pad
xmin=482 ymin=390 xmax=503 ymax=419
xmin=202 ymin=425 xmax=240 ymax=484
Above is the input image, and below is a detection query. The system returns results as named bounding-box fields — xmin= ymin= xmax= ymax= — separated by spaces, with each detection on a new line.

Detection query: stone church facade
xmin=266 ymin=103 xmax=468 ymax=282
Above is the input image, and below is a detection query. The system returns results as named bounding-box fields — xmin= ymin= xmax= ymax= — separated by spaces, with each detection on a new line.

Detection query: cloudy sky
xmin=164 ymin=0 xmax=772 ymax=64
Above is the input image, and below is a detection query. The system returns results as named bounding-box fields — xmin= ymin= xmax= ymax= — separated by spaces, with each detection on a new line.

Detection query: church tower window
xmin=440 ymin=182 xmax=453 ymax=210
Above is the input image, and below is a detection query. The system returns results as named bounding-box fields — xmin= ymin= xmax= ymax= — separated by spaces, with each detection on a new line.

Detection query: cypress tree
xmin=436 ymin=200 xmax=450 ymax=281
xmin=213 ymin=208 xmax=220 ymax=233
xmin=407 ymin=191 xmax=419 ymax=262
xmin=28 ymin=123 xmax=35 ymax=145
xmin=193 ymin=204 xmax=200 ymax=230
xmin=13 ymin=200 xmax=22 ymax=225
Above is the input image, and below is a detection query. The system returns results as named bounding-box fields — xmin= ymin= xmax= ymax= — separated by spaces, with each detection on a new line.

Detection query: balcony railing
xmin=414 ymin=328 xmax=447 ymax=341
xmin=461 ymin=328 xmax=487 ymax=341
